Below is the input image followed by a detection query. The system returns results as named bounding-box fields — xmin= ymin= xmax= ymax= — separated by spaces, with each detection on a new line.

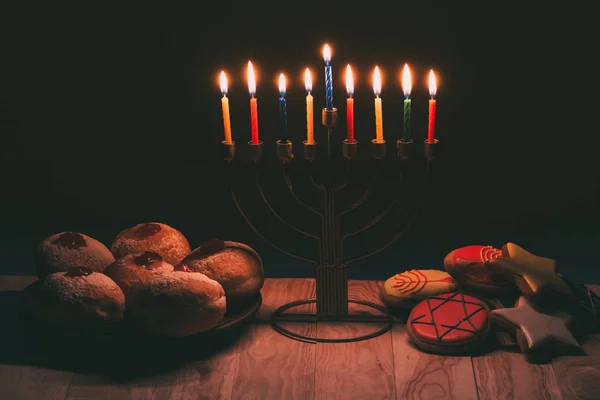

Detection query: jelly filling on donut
xmin=194 ymin=238 xmax=225 ymax=258
xmin=66 ymin=266 xmax=94 ymax=277
xmin=174 ymin=263 xmax=193 ymax=272
xmin=134 ymin=251 xmax=163 ymax=269
xmin=53 ymin=232 xmax=86 ymax=249
xmin=132 ymin=223 xmax=162 ymax=239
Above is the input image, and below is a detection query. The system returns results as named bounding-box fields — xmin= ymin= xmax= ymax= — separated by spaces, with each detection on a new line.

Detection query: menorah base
xmin=270 ymin=298 xmax=394 ymax=344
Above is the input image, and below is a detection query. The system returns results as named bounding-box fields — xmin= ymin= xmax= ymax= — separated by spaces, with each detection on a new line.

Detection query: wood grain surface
xmin=3 ymin=276 xmax=600 ymax=400
xmin=551 ymin=284 xmax=600 ymax=400
xmin=315 ymin=280 xmax=395 ymax=400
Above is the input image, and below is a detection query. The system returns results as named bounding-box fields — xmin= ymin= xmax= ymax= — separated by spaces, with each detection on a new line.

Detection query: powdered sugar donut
xmin=35 ymin=232 xmax=115 ymax=278
xmin=104 ymin=251 xmax=174 ymax=300
xmin=129 ymin=271 xmax=226 ymax=337
xmin=178 ymin=238 xmax=264 ymax=305
xmin=21 ymin=267 xmax=125 ymax=334
xmin=110 ymin=222 xmax=191 ymax=265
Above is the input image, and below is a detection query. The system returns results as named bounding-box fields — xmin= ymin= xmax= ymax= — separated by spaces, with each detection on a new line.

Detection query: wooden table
xmin=1 ymin=276 xmax=600 ymax=400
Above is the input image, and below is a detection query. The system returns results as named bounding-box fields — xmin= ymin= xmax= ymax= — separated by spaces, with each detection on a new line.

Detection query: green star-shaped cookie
xmin=492 ymin=296 xmax=579 ymax=350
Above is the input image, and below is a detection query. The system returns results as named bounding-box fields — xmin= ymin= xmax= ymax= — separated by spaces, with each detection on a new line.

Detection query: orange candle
xmin=345 ymin=64 xmax=355 ymax=143
xmin=427 ymin=70 xmax=437 ymax=143
xmin=247 ymin=61 xmax=259 ymax=144
xmin=219 ymin=71 xmax=232 ymax=144
xmin=304 ymin=68 xmax=314 ymax=144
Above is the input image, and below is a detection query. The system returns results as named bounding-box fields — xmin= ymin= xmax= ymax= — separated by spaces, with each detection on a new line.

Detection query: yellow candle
xmin=304 ymin=68 xmax=314 ymax=144
xmin=219 ymin=71 xmax=232 ymax=144
xmin=373 ymin=66 xmax=384 ymax=143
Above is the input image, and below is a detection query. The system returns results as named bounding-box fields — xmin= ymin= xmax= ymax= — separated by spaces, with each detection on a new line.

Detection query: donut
xmin=380 ymin=269 xmax=456 ymax=308
xmin=35 ymin=232 xmax=115 ymax=278
xmin=407 ymin=292 xmax=491 ymax=355
xmin=21 ymin=267 xmax=125 ymax=334
xmin=443 ymin=245 xmax=515 ymax=294
xmin=110 ymin=222 xmax=191 ymax=265
xmin=128 ymin=271 xmax=226 ymax=337
xmin=103 ymin=251 xmax=174 ymax=300
xmin=177 ymin=238 xmax=264 ymax=305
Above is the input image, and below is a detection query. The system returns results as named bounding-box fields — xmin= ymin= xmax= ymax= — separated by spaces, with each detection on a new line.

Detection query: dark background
xmin=1 ymin=2 xmax=598 ymax=280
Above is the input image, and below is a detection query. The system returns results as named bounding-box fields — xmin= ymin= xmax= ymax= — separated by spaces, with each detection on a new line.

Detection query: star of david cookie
xmin=380 ymin=269 xmax=456 ymax=308
xmin=485 ymin=243 xmax=572 ymax=301
xmin=444 ymin=245 xmax=516 ymax=294
xmin=491 ymin=296 xmax=580 ymax=353
xmin=407 ymin=292 xmax=491 ymax=354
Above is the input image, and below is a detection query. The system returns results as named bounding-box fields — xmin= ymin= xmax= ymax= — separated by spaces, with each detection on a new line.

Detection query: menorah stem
xmin=316 ymin=266 xmax=349 ymax=318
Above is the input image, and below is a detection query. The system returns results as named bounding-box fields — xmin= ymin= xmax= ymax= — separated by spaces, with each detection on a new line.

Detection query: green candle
xmin=403 ymin=98 xmax=411 ymax=141
xmin=401 ymin=64 xmax=412 ymax=142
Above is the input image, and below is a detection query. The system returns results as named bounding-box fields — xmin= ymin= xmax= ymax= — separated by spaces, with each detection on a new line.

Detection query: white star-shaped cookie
xmin=492 ymin=296 xmax=580 ymax=350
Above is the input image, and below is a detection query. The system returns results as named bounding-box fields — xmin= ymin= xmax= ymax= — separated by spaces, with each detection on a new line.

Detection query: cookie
xmin=407 ymin=292 xmax=491 ymax=354
xmin=484 ymin=297 xmax=519 ymax=348
xmin=380 ymin=269 xmax=456 ymax=308
xmin=443 ymin=245 xmax=516 ymax=294
xmin=485 ymin=243 xmax=572 ymax=302
xmin=491 ymin=296 xmax=580 ymax=353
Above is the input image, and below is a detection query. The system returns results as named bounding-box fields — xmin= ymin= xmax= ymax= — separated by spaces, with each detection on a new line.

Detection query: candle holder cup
xmin=276 ymin=140 xmax=294 ymax=163
xmin=322 ymin=108 xmax=338 ymax=128
xmin=221 ymin=140 xmax=235 ymax=162
xmin=226 ymin=116 xmax=440 ymax=344
xmin=371 ymin=139 xmax=387 ymax=159
xmin=342 ymin=139 xmax=358 ymax=160
xmin=247 ymin=140 xmax=263 ymax=162
xmin=303 ymin=140 xmax=317 ymax=161
xmin=424 ymin=139 xmax=439 ymax=161
xmin=397 ymin=139 xmax=413 ymax=162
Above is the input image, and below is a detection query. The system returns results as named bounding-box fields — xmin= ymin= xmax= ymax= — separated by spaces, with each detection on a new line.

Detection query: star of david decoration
xmin=410 ymin=293 xmax=488 ymax=342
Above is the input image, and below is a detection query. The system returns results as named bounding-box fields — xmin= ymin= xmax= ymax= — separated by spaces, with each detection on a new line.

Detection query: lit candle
xmin=278 ymin=73 xmax=288 ymax=142
xmin=427 ymin=69 xmax=437 ymax=143
xmin=219 ymin=71 xmax=233 ymax=144
xmin=345 ymin=64 xmax=355 ymax=143
xmin=304 ymin=68 xmax=314 ymax=144
xmin=373 ymin=66 xmax=384 ymax=143
xmin=401 ymin=64 xmax=412 ymax=142
xmin=323 ymin=44 xmax=333 ymax=110
xmin=247 ymin=61 xmax=259 ymax=144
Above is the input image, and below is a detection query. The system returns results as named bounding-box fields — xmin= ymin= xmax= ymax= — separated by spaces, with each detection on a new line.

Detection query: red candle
xmin=345 ymin=64 xmax=355 ymax=143
xmin=427 ymin=70 xmax=437 ymax=143
xmin=247 ymin=61 xmax=259 ymax=144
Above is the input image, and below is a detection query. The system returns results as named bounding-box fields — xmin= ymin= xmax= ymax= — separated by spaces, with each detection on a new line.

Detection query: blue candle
xmin=323 ymin=44 xmax=333 ymax=110
xmin=278 ymin=73 xmax=288 ymax=142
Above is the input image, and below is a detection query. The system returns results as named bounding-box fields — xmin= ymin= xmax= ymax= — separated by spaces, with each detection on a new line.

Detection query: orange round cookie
xmin=111 ymin=222 xmax=191 ymax=265
xmin=380 ymin=269 xmax=457 ymax=308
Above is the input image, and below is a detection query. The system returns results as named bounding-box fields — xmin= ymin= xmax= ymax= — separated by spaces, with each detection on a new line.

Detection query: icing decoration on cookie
xmin=447 ymin=245 xmax=507 ymax=285
xmin=491 ymin=296 xmax=580 ymax=350
xmin=486 ymin=243 xmax=572 ymax=297
xmin=384 ymin=270 xmax=456 ymax=299
xmin=409 ymin=293 xmax=488 ymax=343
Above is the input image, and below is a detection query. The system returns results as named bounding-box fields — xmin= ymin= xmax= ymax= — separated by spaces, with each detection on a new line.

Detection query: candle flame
xmin=429 ymin=69 xmax=437 ymax=98
xmin=247 ymin=61 xmax=256 ymax=96
xmin=373 ymin=66 xmax=381 ymax=96
xmin=345 ymin=64 xmax=354 ymax=96
xmin=402 ymin=64 xmax=412 ymax=97
xmin=220 ymin=71 xmax=228 ymax=95
xmin=304 ymin=68 xmax=312 ymax=92
xmin=323 ymin=44 xmax=331 ymax=63
xmin=279 ymin=73 xmax=286 ymax=96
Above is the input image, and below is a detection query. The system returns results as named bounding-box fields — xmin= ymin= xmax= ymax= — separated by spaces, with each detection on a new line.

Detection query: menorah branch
xmin=254 ymin=173 xmax=320 ymax=241
xmin=342 ymin=199 xmax=398 ymax=241
xmin=283 ymin=166 xmax=322 ymax=216
xmin=230 ymin=185 xmax=317 ymax=265
xmin=344 ymin=211 xmax=418 ymax=266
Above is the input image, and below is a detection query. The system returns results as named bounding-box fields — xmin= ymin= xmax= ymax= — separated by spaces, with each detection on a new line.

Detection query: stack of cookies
xmin=380 ymin=243 xmax=599 ymax=357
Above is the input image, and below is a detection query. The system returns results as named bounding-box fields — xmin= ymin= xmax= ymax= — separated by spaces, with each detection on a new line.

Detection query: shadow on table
xmin=0 ymin=291 xmax=250 ymax=380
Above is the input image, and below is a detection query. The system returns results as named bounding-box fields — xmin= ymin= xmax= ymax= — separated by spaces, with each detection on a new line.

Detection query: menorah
xmin=221 ymin=107 xmax=439 ymax=343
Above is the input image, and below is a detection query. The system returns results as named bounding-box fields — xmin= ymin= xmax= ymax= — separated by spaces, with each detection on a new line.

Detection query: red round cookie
xmin=407 ymin=292 xmax=491 ymax=354
xmin=443 ymin=245 xmax=514 ymax=294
